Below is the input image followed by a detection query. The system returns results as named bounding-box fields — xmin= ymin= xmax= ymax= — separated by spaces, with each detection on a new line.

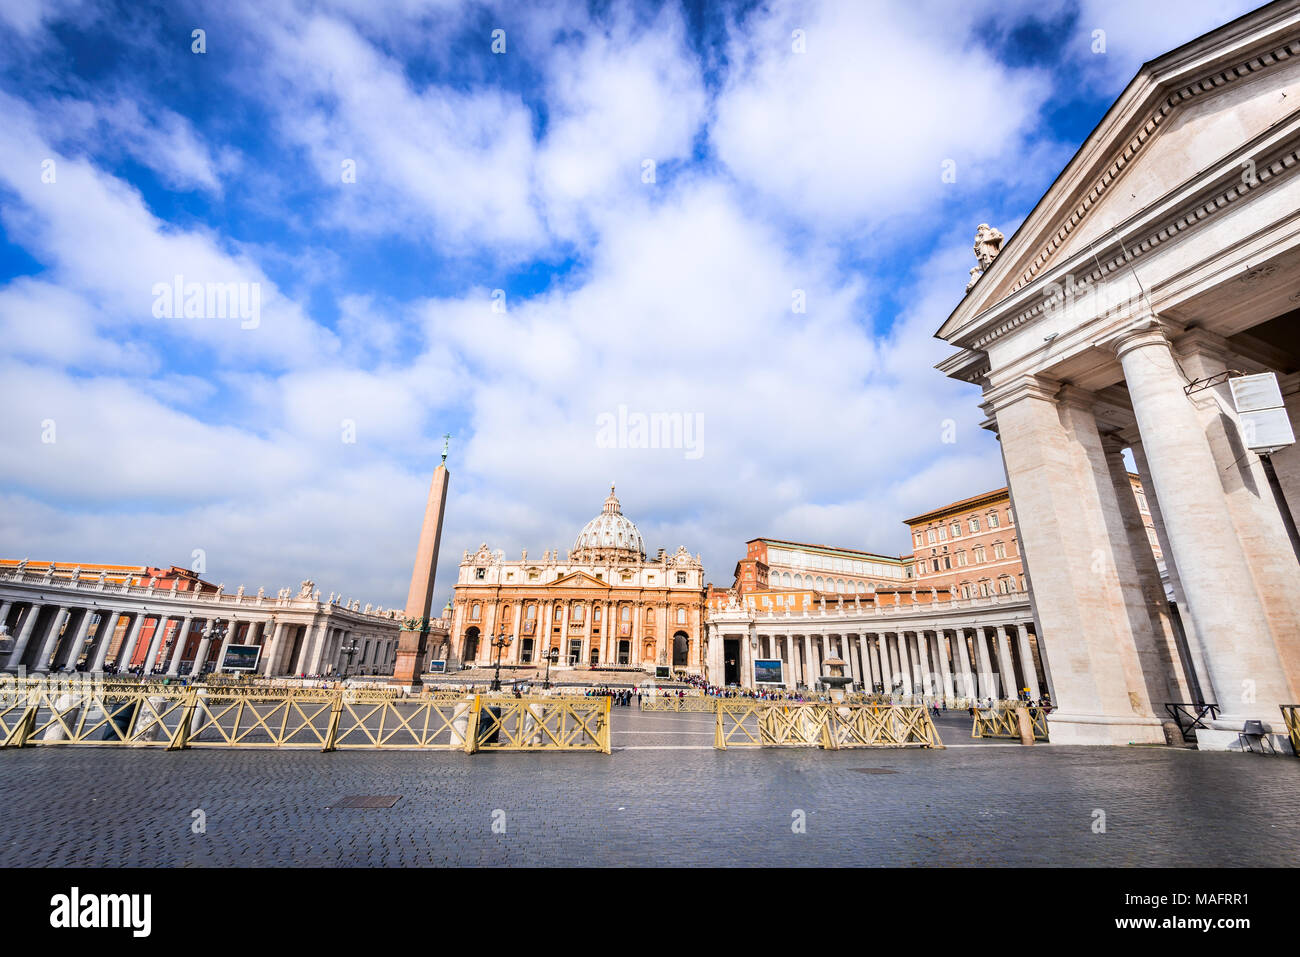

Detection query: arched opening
xmin=463 ymin=626 xmax=480 ymax=663
xmin=672 ymin=631 xmax=689 ymax=667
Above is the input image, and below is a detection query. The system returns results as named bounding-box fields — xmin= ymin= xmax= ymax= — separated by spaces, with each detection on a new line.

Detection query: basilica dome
xmin=572 ymin=484 xmax=645 ymax=562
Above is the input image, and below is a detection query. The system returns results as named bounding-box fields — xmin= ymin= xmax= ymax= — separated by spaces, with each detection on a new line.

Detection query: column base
xmin=1045 ymin=711 xmax=1168 ymax=746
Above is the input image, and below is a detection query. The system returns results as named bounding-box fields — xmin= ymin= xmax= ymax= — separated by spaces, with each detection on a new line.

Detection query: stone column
xmin=305 ymin=620 xmax=331 ymax=674
xmin=31 ymin=606 xmax=70 ymax=673
xmin=53 ymin=609 xmax=91 ymax=671
xmin=871 ymin=635 xmax=886 ymax=692
xmin=262 ymin=621 xmax=286 ymax=675
xmin=955 ymin=628 xmax=974 ymax=699
xmin=4 ymin=603 xmax=42 ymax=670
xmin=243 ymin=621 xmax=260 ymax=645
xmin=987 ymin=374 xmax=1167 ymax=744
xmin=0 ymin=600 xmax=11 ymax=631
xmin=116 ymin=613 xmax=147 ymax=673
xmin=1100 ymin=432 xmax=1193 ymax=705
xmin=1115 ymin=321 xmax=1292 ymax=740
xmin=937 ymin=629 xmax=956 ymax=702
xmin=190 ymin=621 xmax=217 ymax=676
xmin=141 ymin=617 xmax=169 ymax=674
xmin=511 ymin=603 xmax=524 ymax=663
xmin=166 ymin=618 xmax=194 ymax=675
xmin=1013 ymin=623 xmax=1040 ymax=700
xmin=88 ymin=611 xmax=119 ymax=673
xmin=215 ymin=621 xmax=238 ymax=673
xmin=994 ymin=625 xmax=1018 ymax=699
xmin=916 ymin=631 xmax=932 ymax=697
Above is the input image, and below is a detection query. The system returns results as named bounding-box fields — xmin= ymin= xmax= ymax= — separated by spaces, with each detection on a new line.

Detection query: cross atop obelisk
xmin=393 ymin=441 xmax=451 ymax=689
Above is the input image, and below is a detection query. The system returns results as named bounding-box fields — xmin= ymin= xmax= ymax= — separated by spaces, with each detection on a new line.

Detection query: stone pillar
xmin=54 ymin=609 xmax=93 ymax=671
xmin=116 ymin=613 xmax=147 ymax=673
xmin=31 ymin=606 xmax=70 ymax=673
xmin=955 ymin=628 xmax=974 ymax=699
xmin=511 ymin=603 xmax=524 ymax=663
xmin=262 ymin=621 xmax=287 ymax=675
xmin=937 ymin=629 xmax=956 ymax=702
xmin=395 ymin=461 xmax=450 ymax=687
xmin=243 ymin=621 xmax=260 ymax=645
xmin=141 ymin=617 xmax=169 ymax=674
xmin=88 ymin=611 xmax=119 ymax=672
xmin=1100 ymin=432 xmax=1193 ymax=706
xmin=994 ymin=625 xmax=1017 ymax=699
xmin=166 ymin=618 xmax=194 ymax=675
xmin=305 ymin=620 xmax=331 ymax=675
xmin=215 ymin=621 xmax=238 ymax=673
xmin=0 ymin=600 xmax=11 ymax=631
xmin=987 ymin=374 xmax=1166 ymax=744
xmin=4 ymin=603 xmax=41 ymax=670
xmin=916 ymin=631 xmax=932 ymax=697
xmin=190 ymin=622 xmax=216 ymax=676
xmin=1013 ymin=623 xmax=1040 ymax=700
xmin=1116 ymin=321 xmax=1292 ymax=741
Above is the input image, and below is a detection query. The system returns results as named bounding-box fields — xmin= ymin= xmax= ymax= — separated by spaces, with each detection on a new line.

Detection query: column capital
xmin=1172 ymin=326 xmax=1233 ymax=364
xmin=1054 ymin=383 xmax=1100 ymax=412
xmin=981 ymin=374 xmax=1064 ymax=417
xmin=1105 ymin=313 xmax=1183 ymax=362
xmin=1098 ymin=430 xmax=1128 ymax=457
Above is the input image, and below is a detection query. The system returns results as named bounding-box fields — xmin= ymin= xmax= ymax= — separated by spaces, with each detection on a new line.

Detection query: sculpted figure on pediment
xmin=973 ymin=224 xmax=1004 ymax=270
xmin=298 ymin=580 xmax=315 ymax=599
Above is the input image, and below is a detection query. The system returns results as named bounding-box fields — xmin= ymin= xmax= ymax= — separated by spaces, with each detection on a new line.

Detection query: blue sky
xmin=0 ymin=0 xmax=1266 ymax=610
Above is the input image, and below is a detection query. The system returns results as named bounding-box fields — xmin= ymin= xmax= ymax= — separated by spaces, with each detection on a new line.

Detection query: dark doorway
xmin=617 ymin=640 xmax=630 ymax=665
xmin=673 ymin=631 xmax=689 ymax=667
xmin=463 ymin=627 xmax=480 ymax=663
xmin=520 ymin=637 xmax=534 ymax=662
xmin=724 ymin=638 xmax=741 ymax=686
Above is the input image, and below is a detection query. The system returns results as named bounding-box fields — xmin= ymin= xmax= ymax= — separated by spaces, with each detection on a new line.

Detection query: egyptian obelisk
xmin=394 ymin=435 xmax=450 ymax=689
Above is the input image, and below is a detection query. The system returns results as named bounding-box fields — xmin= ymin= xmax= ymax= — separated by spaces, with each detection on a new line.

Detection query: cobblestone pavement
xmin=1 ymin=705 xmax=1296 ymax=867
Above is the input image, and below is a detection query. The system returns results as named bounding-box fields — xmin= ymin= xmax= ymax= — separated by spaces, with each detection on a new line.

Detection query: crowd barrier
xmin=0 ymin=678 xmax=609 ymax=754
xmin=971 ymin=705 xmax=1050 ymax=741
xmin=713 ymin=699 xmax=944 ymax=750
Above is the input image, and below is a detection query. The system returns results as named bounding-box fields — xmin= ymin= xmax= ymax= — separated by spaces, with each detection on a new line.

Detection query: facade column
xmin=116 ymin=613 xmax=147 ymax=673
xmin=305 ymin=620 xmax=331 ymax=674
xmin=511 ymin=603 xmax=524 ymax=663
xmin=1115 ymin=321 xmax=1292 ymax=739
xmin=988 ymin=373 xmax=1168 ymax=744
xmin=31 ymin=606 xmax=70 ymax=673
xmin=937 ymin=629 xmax=956 ymax=702
xmin=581 ymin=602 xmax=594 ymax=666
xmin=955 ymin=628 xmax=974 ymax=699
xmin=1013 ymin=623 xmax=1040 ymax=700
xmin=215 ymin=621 xmax=239 ymax=673
xmin=56 ymin=609 xmax=94 ymax=671
xmin=916 ymin=631 xmax=932 ymax=697
xmin=243 ymin=621 xmax=261 ymax=645
xmin=166 ymin=617 xmax=194 ymax=676
xmin=142 ymin=617 xmax=169 ymax=674
xmin=4 ymin=603 xmax=42 ymax=670
xmin=190 ymin=621 xmax=217 ymax=676
xmin=88 ymin=611 xmax=119 ymax=672
xmin=261 ymin=621 xmax=287 ymax=675
xmin=0 ymin=600 xmax=11 ymax=631
xmin=994 ymin=625 xmax=1017 ymax=699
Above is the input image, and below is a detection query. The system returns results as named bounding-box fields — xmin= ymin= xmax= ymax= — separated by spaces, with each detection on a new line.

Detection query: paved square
xmin=0 ymin=706 xmax=1296 ymax=866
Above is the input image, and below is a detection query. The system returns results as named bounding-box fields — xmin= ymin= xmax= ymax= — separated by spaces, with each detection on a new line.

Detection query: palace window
xmin=646 ymin=608 xmax=655 ymax=624
xmin=989 ymin=511 xmax=1000 ymax=528
xmin=573 ymin=605 xmax=585 ymax=622
xmin=973 ymin=546 xmax=986 ymax=563
xmin=969 ymin=517 xmax=981 ymax=533
xmin=621 ymin=573 xmax=632 ymax=583
xmin=994 ymin=542 xmax=1006 ymax=559
xmin=914 ymin=533 xmax=923 ymax=546
xmin=676 ymin=572 xmax=687 ymax=584
xmin=470 ymin=603 xmax=481 ymax=620
xmin=955 ymin=551 xmax=968 ymax=567
xmin=594 ymin=607 xmax=602 ymax=622
xmin=526 ymin=605 xmax=536 ymax=619
xmin=621 ymin=607 xmax=631 ymax=622
xmin=647 ymin=575 xmax=655 ymax=584
xmin=506 ymin=572 xmax=515 ymax=581
xmin=961 ymin=583 xmax=973 ymax=599
xmin=937 ymin=526 xmax=947 ymax=541
xmin=926 ymin=529 xmax=936 ymax=544
xmin=475 ymin=567 xmax=485 ymax=580
xmin=677 ymin=607 xmax=686 ymax=624
xmin=528 ymin=572 xmax=539 ymax=582
xmin=950 ymin=522 xmax=961 ymax=538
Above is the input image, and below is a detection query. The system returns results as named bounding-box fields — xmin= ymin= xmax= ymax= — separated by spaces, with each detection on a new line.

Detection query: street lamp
xmin=340 ymin=639 xmax=359 ymax=676
xmin=489 ymin=631 xmax=513 ymax=691
xmin=540 ymin=646 xmax=560 ymax=690
xmin=201 ymin=621 xmax=227 ymax=678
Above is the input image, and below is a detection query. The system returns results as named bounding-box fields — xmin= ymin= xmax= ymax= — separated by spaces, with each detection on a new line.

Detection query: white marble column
xmin=955 ymin=628 xmax=974 ymax=699
xmin=1013 ymin=623 xmax=1040 ymax=700
xmin=916 ymin=631 xmax=932 ymax=696
xmin=116 ymin=613 xmax=147 ymax=673
xmin=31 ymin=606 xmax=70 ymax=673
xmin=190 ymin=621 xmax=216 ymax=676
xmin=88 ymin=611 xmax=119 ymax=672
xmin=994 ymin=625 xmax=1017 ymax=698
xmin=141 ymin=617 xmax=170 ymax=674
xmin=166 ymin=617 xmax=194 ymax=675
xmin=936 ymin=629 xmax=956 ymax=702
xmin=1116 ymin=321 xmax=1291 ymax=736
xmin=4 ymin=603 xmax=42 ymax=670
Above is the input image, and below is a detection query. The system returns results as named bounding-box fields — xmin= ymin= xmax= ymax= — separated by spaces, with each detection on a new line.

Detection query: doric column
xmin=936 ymin=629 xmax=956 ymax=702
xmin=116 ymin=613 xmax=147 ymax=673
xmin=1115 ymin=320 xmax=1291 ymax=738
xmin=1013 ymin=623 xmax=1039 ymax=700
xmin=262 ymin=621 xmax=287 ymax=675
xmin=994 ymin=625 xmax=1017 ymax=698
xmin=0 ymin=600 xmax=11 ymax=631
xmin=142 ymin=617 xmax=169 ymax=674
xmin=1100 ymin=432 xmax=1193 ymax=705
xmin=215 ymin=621 xmax=238 ymax=672
xmin=88 ymin=611 xmax=119 ymax=672
xmin=4 ymin=603 xmax=42 ymax=670
xmin=243 ymin=621 xmax=260 ymax=645
xmin=871 ymin=635 xmax=886 ymax=692
xmin=511 ymin=603 xmax=524 ymax=663
xmin=955 ymin=628 xmax=974 ymax=699
xmin=581 ymin=602 xmax=593 ymax=665
xmin=166 ymin=617 xmax=193 ymax=675
xmin=190 ymin=621 xmax=217 ymax=676
xmin=915 ymin=631 xmax=932 ymax=696
xmin=31 ymin=606 xmax=70 ymax=673
xmin=305 ymin=620 xmax=331 ymax=674
xmin=987 ymin=373 xmax=1166 ymax=744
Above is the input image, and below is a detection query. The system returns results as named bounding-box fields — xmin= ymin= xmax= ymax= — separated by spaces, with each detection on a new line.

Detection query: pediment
xmin=940 ymin=8 xmax=1300 ymax=342
xmin=550 ymin=571 xmax=609 ymax=588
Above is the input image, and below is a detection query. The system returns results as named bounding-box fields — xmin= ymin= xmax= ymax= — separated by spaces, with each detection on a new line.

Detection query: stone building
xmin=447 ymin=485 xmax=707 ymax=673
xmin=732 ymin=539 xmax=910 ymax=595
xmin=935 ymin=2 xmax=1300 ymax=748
xmin=0 ymin=559 xmax=423 ymax=677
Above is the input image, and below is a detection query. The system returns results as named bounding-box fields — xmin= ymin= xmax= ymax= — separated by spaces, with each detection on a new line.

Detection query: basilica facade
xmin=445 ymin=486 xmax=707 ymax=673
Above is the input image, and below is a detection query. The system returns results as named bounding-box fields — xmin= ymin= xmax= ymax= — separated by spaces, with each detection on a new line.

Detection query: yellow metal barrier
xmin=0 ymin=680 xmax=609 ymax=754
xmin=1281 ymin=705 xmax=1299 ymax=756
xmin=713 ymin=700 xmax=943 ymax=750
xmin=641 ymin=696 xmax=716 ymax=713
xmin=972 ymin=705 xmax=1049 ymax=741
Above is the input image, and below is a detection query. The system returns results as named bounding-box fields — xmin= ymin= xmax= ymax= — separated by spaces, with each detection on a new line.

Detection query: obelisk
xmin=394 ymin=435 xmax=450 ymax=689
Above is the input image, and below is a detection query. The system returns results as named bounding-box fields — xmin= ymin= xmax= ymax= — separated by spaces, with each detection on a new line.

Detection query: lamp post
xmin=488 ymin=631 xmax=513 ymax=691
xmin=541 ymin=646 xmax=559 ymax=690
xmin=340 ymin=639 xmax=359 ymax=677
